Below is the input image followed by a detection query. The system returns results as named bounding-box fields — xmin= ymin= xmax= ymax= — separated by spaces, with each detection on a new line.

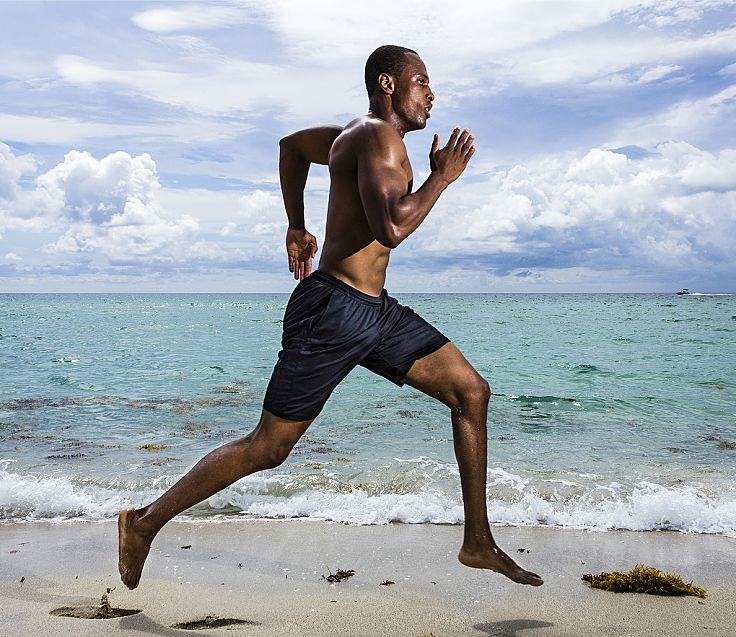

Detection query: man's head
xmin=364 ymin=45 xmax=418 ymax=97
xmin=365 ymin=45 xmax=434 ymax=133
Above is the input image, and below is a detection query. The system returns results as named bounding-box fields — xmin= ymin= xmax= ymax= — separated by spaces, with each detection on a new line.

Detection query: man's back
xmin=319 ymin=116 xmax=413 ymax=296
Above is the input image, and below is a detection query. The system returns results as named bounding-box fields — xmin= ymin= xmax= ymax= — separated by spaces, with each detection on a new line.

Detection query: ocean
xmin=1 ymin=292 xmax=735 ymax=535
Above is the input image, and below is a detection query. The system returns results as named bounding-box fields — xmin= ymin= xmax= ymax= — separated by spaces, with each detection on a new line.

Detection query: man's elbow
xmin=279 ymin=135 xmax=300 ymax=159
xmin=377 ymin=224 xmax=404 ymax=249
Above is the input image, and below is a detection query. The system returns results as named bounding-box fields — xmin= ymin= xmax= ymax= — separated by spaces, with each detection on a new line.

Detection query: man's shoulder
xmin=339 ymin=116 xmax=404 ymax=154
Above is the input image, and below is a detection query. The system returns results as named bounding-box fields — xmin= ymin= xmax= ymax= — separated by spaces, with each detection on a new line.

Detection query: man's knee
xmin=257 ymin=441 xmax=294 ymax=470
xmin=467 ymin=373 xmax=491 ymax=404
xmin=245 ymin=420 xmax=305 ymax=470
xmin=454 ymin=371 xmax=490 ymax=412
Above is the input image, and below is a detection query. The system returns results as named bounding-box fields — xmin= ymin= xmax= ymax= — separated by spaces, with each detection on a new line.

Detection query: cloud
xmin=45 ymin=1 xmax=736 ymax=129
xmin=54 ymin=53 xmax=344 ymax=119
xmin=0 ymin=143 xmax=57 ymax=231
xmin=0 ymin=142 xmax=36 ymax=199
xmin=2 ymin=145 xmax=199 ymax=261
xmin=36 ymin=150 xmax=199 ymax=260
xmin=243 ymin=0 xmax=736 ymax=90
xmin=635 ymin=64 xmax=684 ymax=84
xmin=412 ymin=141 xmax=736 ymax=278
xmin=608 ymin=82 xmax=736 ymax=148
xmin=132 ymin=4 xmax=250 ymax=33
xmin=626 ymin=0 xmax=734 ymax=27
xmin=0 ymin=112 xmax=252 ymax=146
xmin=501 ymin=24 xmax=736 ymax=87
xmin=247 ymin=0 xmax=635 ymax=62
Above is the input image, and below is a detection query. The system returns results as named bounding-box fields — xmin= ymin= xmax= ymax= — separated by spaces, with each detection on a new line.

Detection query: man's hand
xmin=429 ymin=128 xmax=475 ymax=184
xmin=286 ymin=227 xmax=318 ymax=280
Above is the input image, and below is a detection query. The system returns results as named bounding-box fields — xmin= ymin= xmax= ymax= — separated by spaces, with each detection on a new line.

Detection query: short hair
xmin=364 ymin=45 xmax=418 ymax=97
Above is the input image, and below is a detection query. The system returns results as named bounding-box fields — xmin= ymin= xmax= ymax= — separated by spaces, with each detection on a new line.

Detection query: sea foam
xmin=3 ymin=459 xmax=734 ymax=536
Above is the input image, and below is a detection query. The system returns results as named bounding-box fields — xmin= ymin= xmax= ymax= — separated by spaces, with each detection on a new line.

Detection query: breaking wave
xmin=2 ymin=459 xmax=734 ymax=536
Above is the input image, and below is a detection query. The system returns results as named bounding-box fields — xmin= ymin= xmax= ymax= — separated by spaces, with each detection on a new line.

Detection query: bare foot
xmin=459 ymin=544 xmax=544 ymax=586
xmin=118 ymin=509 xmax=152 ymax=590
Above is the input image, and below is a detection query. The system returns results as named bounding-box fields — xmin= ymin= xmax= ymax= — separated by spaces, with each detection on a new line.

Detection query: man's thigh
xmin=359 ymin=295 xmax=449 ymax=386
xmin=401 ymin=342 xmax=487 ymax=408
xmin=263 ymin=280 xmax=380 ymax=421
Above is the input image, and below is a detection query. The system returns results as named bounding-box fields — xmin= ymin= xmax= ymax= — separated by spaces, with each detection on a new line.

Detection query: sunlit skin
xmin=118 ymin=51 xmax=542 ymax=590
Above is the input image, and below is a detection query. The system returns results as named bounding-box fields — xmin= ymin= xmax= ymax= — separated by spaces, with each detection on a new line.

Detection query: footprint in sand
xmin=170 ymin=615 xmax=258 ymax=630
xmin=50 ymin=593 xmax=141 ymax=619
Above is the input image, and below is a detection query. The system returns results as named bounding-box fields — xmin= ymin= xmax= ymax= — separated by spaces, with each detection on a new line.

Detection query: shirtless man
xmin=118 ymin=45 xmax=543 ymax=590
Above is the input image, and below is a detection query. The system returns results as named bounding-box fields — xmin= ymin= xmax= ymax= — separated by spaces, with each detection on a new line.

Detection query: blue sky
xmin=1 ymin=0 xmax=735 ymax=292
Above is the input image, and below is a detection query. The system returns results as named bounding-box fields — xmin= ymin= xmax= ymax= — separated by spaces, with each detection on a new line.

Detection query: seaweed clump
xmin=139 ymin=443 xmax=168 ymax=451
xmin=582 ymin=564 xmax=705 ymax=598
xmin=322 ymin=568 xmax=355 ymax=583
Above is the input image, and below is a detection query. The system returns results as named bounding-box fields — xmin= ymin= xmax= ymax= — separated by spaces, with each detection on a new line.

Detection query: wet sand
xmin=1 ymin=519 xmax=735 ymax=636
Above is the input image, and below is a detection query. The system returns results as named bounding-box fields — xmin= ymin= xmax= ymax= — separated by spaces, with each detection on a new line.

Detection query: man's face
xmin=392 ymin=53 xmax=434 ymax=132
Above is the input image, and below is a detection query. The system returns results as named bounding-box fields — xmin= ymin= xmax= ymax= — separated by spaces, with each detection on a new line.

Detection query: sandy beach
xmin=1 ymin=519 xmax=734 ymax=636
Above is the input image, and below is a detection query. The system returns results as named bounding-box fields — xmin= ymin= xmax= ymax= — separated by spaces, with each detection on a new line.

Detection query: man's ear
xmin=378 ymin=72 xmax=394 ymax=95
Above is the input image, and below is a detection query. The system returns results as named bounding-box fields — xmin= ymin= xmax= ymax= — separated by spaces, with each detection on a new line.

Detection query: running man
xmin=118 ymin=45 xmax=543 ymax=590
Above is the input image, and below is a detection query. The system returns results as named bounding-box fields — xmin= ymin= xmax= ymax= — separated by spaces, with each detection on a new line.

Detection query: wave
xmin=2 ymin=460 xmax=735 ymax=536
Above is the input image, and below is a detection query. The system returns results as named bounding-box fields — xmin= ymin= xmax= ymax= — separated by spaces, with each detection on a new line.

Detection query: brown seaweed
xmin=582 ymin=564 xmax=705 ymax=597
xmin=323 ymin=568 xmax=355 ymax=583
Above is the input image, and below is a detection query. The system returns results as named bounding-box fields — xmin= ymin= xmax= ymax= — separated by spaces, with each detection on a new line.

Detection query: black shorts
xmin=263 ymin=270 xmax=449 ymax=421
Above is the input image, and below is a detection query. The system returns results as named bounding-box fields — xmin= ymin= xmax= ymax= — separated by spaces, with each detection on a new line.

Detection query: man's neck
xmin=367 ymin=99 xmax=406 ymax=137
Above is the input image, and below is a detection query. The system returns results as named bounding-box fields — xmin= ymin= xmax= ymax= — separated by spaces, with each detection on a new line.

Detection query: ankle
xmin=131 ymin=507 xmax=157 ymax=539
xmin=461 ymin=532 xmax=494 ymax=553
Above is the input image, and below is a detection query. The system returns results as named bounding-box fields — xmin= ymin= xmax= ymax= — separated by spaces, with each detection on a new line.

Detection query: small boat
xmin=676 ymin=288 xmax=690 ymax=295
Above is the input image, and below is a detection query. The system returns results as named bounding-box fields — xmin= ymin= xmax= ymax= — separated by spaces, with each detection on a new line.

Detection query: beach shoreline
xmin=2 ymin=519 xmax=734 ymax=636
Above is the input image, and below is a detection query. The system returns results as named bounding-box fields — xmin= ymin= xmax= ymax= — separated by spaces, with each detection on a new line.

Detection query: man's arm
xmin=279 ymin=125 xmax=343 ymax=280
xmin=357 ymin=126 xmax=475 ymax=249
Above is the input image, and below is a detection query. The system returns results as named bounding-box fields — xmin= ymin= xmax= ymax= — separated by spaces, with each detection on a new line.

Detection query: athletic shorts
xmin=263 ymin=270 xmax=449 ymax=421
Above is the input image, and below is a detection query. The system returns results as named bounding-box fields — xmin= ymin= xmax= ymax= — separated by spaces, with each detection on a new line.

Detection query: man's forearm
xmin=279 ymin=126 xmax=343 ymax=229
xmin=279 ymin=141 xmax=310 ymax=229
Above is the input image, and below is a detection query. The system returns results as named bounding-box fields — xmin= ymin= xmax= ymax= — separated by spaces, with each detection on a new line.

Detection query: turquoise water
xmin=1 ymin=292 xmax=735 ymax=534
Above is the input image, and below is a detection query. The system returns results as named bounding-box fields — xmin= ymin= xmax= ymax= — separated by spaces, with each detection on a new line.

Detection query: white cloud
xmin=0 ymin=143 xmax=36 ymax=199
xmin=503 ymin=25 xmax=736 ymax=87
xmin=132 ymin=4 xmax=250 ymax=33
xmin=2 ymin=146 xmax=200 ymax=261
xmin=220 ymin=221 xmax=237 ymax=236
xmin=54 ymin=53 xmax=351 ymax=119
xmin=247 ymin=0 xmax=639 ymax=62
xmin=156 ymin=188 xmax=284 ymax=232
xmin=4 ymin=252 xmax=21 ymax=262
xmin=46 ymin=1 xmax=736 ymax=125
xmin=626 ymin=0 xmax=734 ymax=27
xmin=636 ymin=64 xmax=683 ymax=84
xmin=0 ymin=143 xmax=58 ymax=232
xmin=239 ymin=189 xmax=281 ymax=222
xmin=242 ymin=0 xmax=736 ymax=90
xmin=0 ymin=112 xmax=252 ymax=146
xmin=414 ymin=141 xmax=736 ymax=276
xmin=608 ymin=83 xmax=736 ymax=148
xmin=35 ymin=150 xmax=199 ymax=260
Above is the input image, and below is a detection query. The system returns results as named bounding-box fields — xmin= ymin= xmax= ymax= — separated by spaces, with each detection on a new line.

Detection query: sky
xmin=1 ymin=0 xmax=735 ymax=293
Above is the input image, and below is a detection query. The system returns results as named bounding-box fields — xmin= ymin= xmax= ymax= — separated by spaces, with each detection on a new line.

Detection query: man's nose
xmin=427 ymin=89 xmax=434 ymax=101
